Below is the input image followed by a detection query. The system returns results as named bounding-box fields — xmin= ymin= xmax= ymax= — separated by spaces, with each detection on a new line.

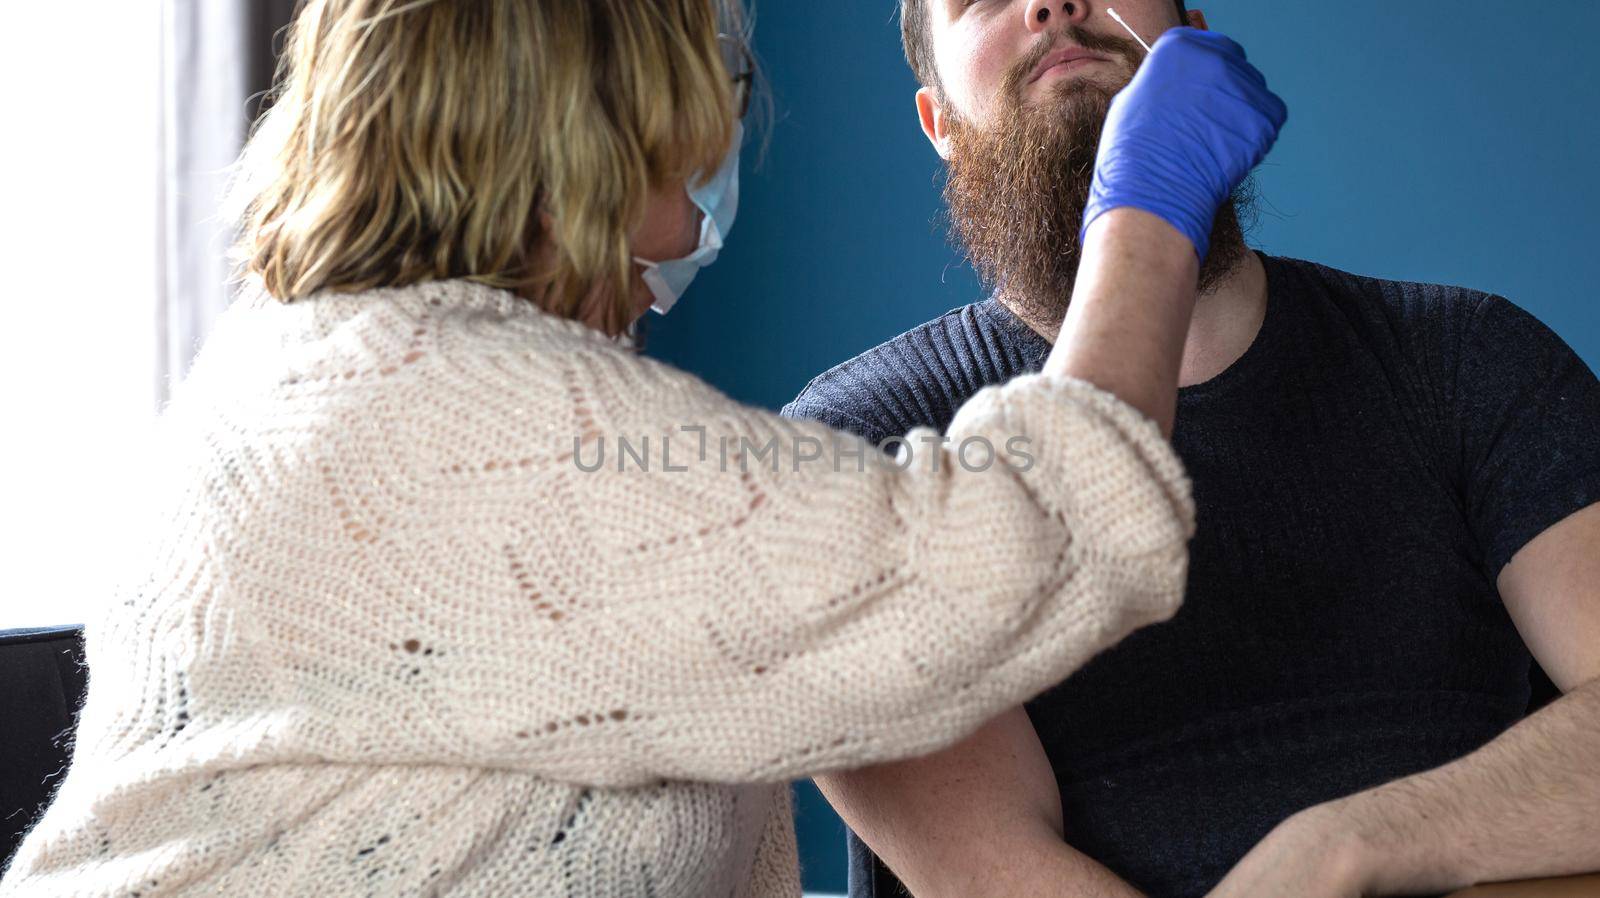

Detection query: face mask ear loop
xmin=630 ymin=122 xmax=744 ymax=316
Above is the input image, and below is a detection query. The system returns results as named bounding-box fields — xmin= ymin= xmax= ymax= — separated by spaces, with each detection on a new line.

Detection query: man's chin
xmin=1029 ymin=77 xmax=1119 ymax=116
xmin=1027 ymin=70 xmax=1125 ymax=104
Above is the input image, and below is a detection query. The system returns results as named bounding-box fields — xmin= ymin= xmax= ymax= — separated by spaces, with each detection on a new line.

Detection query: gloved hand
xmin=1081 ymin=27 xmax=1288 ymax=261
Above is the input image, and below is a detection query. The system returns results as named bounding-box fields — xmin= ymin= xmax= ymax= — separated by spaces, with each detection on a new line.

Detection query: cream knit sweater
xmin=0 ymin=278 xmax=1193 ymax=897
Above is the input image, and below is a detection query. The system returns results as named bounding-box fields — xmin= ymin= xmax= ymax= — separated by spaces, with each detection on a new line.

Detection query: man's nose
xmin=1023 ymin=0 xmax=1091 ymax=35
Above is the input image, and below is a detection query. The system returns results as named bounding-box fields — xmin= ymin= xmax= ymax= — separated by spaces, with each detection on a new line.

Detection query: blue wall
xmin=645 ymin=3 xmax=1600 ymax=892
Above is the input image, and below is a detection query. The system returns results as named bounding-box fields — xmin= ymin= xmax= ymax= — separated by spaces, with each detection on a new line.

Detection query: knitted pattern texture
xmin=0 ymin=279 xmax=1194 ymax=897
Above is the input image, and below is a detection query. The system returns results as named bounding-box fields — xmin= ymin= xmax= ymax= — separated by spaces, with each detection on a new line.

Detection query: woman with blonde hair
xmin=0 ymin=0 xmax=1284 ymax=895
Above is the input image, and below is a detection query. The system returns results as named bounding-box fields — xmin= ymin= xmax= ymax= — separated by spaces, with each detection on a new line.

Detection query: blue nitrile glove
xmin=1081 ymin=27 xmax=1288 ymax=260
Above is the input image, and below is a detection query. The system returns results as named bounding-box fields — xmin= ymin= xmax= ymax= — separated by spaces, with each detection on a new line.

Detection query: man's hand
xmin=1203 ymin=805 xmax=1370 ymax=898
xmin=1213 ymin=505 xmax=1600 ymax=897
xmin=1211 ymin=681 xmax=1600 ymax=898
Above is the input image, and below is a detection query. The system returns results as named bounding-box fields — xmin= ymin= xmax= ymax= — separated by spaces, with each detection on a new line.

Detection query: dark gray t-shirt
xmin=782 ymin=253 xmax=1600 ymax=898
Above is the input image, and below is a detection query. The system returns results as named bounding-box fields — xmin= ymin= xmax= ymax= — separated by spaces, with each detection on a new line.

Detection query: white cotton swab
xmin=1107 ymin=8 xmax=1154 ymax=53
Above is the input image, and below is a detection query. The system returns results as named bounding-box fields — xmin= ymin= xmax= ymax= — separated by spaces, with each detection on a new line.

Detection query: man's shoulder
xmin=781 ymin=301 xmax=1018 ymax=443
xmin=1264 ymin=254 xmax=1526 ymax=393
xmin=1271 ymin=254 xmax=1496 ymax=333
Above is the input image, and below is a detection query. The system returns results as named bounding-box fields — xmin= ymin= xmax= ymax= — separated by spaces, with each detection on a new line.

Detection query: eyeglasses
xmin=718 ymin=33 xmax=756 ymax=119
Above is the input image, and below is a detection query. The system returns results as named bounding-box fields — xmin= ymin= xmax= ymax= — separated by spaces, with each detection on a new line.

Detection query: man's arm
xmin=1208 ymin=502 xmax=1600 ymax=898
xmin=806 ymin=208 xmax=1193 ymax=898
xmin=815 ymin=708 xmax=1145 ymax=898
xmin=809 ymin=27 xmax=1288 ymax=898
xmin=809 ymin=182 xmax=1210 ymax=898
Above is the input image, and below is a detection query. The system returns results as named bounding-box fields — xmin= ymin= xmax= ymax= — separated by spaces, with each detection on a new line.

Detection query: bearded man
xmin=780 ymin=3 xmax=1600 ymax=897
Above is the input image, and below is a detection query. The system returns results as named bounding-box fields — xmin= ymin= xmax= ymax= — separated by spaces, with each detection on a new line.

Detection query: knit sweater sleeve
xmin=373 ymin=334 xmax=1193 ymax=787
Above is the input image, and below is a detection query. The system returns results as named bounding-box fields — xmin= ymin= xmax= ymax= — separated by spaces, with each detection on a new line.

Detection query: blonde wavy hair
xmin=231 ymin=0 xmax=748 ymax=336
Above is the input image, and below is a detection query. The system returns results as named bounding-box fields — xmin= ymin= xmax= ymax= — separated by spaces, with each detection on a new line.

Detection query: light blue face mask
xmin=633 ymin=122 xmax=744 ymax=315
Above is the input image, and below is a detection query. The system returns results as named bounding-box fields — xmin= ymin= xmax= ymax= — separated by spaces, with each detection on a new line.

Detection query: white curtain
xmin=0 ymin=2 xmax=298 ymax=627
xmin=1 ymin=6 xmax=164 ymax=626
xmin=156 ymin=0 xmax=297 ymax=406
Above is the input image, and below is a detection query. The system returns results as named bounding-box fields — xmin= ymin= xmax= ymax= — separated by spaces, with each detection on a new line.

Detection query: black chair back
xmin=1 ymin=626 xmax=87 ymax=874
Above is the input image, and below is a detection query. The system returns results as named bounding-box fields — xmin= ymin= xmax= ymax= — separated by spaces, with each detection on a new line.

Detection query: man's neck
xmin=1002 ymin=249 xmax=1268 ymax=389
